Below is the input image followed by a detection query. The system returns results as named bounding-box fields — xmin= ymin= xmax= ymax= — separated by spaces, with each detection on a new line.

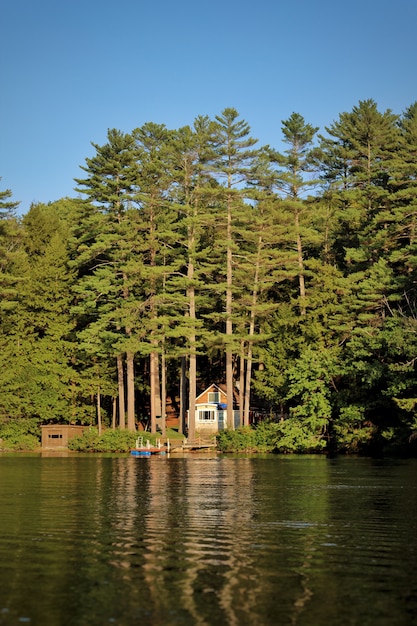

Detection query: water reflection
xmin=0 ymin=455 xmax=416 ymax=625
xmin=147 ymin=458 xmax=258 ymax=626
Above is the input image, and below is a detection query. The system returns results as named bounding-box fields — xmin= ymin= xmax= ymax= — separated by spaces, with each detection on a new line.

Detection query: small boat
xmin=130 ymin=436 xmax=167 ymax=457
xmin=130 ymin=449 xmax=152 ymax=457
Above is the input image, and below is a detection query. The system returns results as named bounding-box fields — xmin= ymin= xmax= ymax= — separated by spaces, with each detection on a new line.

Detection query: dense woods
xmin=2 ymin=99 xmax=417 ymax=455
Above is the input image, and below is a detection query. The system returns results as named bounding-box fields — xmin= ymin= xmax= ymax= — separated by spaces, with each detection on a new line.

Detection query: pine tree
xmin=317 ymin=100 xmax=408 ymax=442
xmin=130 ymin=122 xmax=178 ymax=433
xmin=0 ymin=183 xmax=22 ymax=318
xmin=389 ymin=103 xmax=417 ymax=280
xmin=273 ymin=113 xmax=320 ymax=315
xmin=237 ymin=149 xmax=292 ymax=425
xmin=0 ymin=203 xmax=77 ymax=422
xmin=167 ymin=117 xmax=219 ymax=439
xmin=0 ymin=182 xmax=19 ymax=218
xmin=319 ymin=99 xmax=400 ymax=269
xmin=74 ymin=129 xmax=139 ymax=431
xmin=211 ymin=108 xmax=258 ymax=429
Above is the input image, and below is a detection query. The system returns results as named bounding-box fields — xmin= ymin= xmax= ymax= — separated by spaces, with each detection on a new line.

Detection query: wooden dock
xmin=182 ymin=440 xmax=217 ymax=450
xmin=168 ymin=437 xmax=217 ymax=452
xmin=132 ymin=435 xmax=217 ymax=454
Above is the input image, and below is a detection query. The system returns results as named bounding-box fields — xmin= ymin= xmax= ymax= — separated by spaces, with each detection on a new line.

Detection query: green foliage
xmin=3 ymin=99 xmax=417 ymax=456
xmin=216 ymin=421 xmax=326 ymax=454
xmin=285 ymin=346 xmax=338 ymax=439
xmin=331 ymin=405 xmax=376 ymax=453
xmin=0 ymin=181 xmax=20 ymax=218
xmin=272 ymin=418 xmax=327 ymax=453
xmin=216 ymin=426 xmax=260 ymax=453
xmin=68 ymin=428 xmax=138 ymax=452
xmin=67 ymin=427 xmax=176 ymax=453
xmin=0 ymin=418 xmax=41 ymax=451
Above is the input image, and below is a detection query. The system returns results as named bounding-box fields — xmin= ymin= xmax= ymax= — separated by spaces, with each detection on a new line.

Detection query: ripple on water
xmin=0 ymin=456 xmax=416 ymax=626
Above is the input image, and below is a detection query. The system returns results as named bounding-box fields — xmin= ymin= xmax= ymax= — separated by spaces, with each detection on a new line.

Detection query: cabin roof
xmin=195 ymin=383 xmax=226 ymax=403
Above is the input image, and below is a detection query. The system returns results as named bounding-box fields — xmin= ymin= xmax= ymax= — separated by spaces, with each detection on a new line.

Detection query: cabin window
xmin=48 ymin=434 xmax=63 ymax=439
xmin=198 ymin=410 xmax=215 ymax=421
xmin=208 ymin=392 xmax=220 ymax=403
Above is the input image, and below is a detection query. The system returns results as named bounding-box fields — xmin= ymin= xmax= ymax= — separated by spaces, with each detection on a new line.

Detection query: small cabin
xmin=41 ymin=425 xmax=87 ymax=449
xmin=189 ymin=384 xmax=240 ymax=435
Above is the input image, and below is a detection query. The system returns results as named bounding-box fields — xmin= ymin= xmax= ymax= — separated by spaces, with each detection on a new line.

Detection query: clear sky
xmin=2 ymin=0 xmax=416 ymax=214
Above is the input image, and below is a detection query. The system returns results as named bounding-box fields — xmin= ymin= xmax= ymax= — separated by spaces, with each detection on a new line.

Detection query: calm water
xmin=0 ymin=454 xmax=416 ymax=626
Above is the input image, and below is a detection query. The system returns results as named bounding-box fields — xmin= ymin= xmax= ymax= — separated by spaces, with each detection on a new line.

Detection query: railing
xmin=182 ymin=435 xmax=217 ymax=449
xmin=135 ymin=436 xmax=164 ymax=450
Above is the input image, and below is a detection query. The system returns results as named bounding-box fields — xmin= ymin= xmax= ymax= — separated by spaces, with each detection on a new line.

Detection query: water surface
xmin=0 ymin=454 xmax=416 ymax=625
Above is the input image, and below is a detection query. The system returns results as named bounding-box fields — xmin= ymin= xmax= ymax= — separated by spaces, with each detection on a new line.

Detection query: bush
xmin=273 ymin=418 xmax=327 ymax=453
xmin=67 ymin=428 xmax=101 ymax=452
xmin=216 ymin=420 xmax=327 ymax=454
xmin=0 ymin=418 xmax=41 ymax=451
xmin=216 ymin=423 xmax=280 ymax=453
xmin=332 ymin=422 xmax=376 ymax=454
xmin=253 ymin=421 xmax=281 ymax=452
xmin=216 ymin=426 xmax=257 ymax=452
xmin=68 ymin=428 xmax=138 ymax=453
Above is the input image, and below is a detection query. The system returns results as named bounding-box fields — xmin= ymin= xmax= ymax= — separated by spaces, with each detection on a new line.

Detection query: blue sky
xmin=2 ymin=0 xmax=416 ymax=214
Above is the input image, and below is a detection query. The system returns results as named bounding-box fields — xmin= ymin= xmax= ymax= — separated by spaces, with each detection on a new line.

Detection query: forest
xmin=1 ymin=99 xmax=417 ymax=455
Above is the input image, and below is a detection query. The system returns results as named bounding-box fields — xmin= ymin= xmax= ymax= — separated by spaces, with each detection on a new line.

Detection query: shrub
xmin=216 ymin=423 xmax=280 ymax=453
xmin=216 ymin=426 xmax=257 ymax=452
xmin=67 ymin=428 xmax=101 ymax=452
xmin=216 ymin=420 xmax=327 ymax=454
xmin=273 ymin=418 xmax=327 ymax=453
xmin=68 ymin=428 xmax=138 ymax=453
xmin=253 ymin=421 xmax=281 ymax=452
xmin=0 ymin=418 xmax=41 ymax=451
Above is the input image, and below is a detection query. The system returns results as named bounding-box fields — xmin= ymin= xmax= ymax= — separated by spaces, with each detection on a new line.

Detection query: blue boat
xmin=130 ymin=436 xmax=167 ymax=457
xmin=130 ymin=449 xmax=152 ymax=457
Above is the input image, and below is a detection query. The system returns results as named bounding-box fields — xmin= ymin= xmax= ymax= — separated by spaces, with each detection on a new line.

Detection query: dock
xmin=130 ymin=436 xmax=167 ymax=456
xmin=168 ymin=436 xmax=217 ymax=452
xmin=131 ymin=435 xmax=218 ymax=456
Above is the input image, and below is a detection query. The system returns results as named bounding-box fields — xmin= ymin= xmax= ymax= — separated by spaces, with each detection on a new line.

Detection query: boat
xmin=130 ymin=449 xmax=152 ymax=457
xmin=130 ymin=436 xmax=167 ymax=457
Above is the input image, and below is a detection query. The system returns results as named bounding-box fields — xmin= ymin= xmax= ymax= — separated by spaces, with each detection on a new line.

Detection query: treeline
xmin=1 ymin=99 xmax=417 ymax=454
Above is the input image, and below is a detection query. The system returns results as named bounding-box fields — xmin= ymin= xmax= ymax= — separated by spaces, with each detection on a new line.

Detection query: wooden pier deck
xmin=132 ymin=434 xmax=218 ymax=454
xmin=182 ymin=439 xmax=217 ymax=450
xmin=167 ymin=437 xmax=217 ymax=452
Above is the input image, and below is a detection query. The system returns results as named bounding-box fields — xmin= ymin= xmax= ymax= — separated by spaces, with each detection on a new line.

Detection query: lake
xmin=0 ymin=453 xmax=416 ymax=625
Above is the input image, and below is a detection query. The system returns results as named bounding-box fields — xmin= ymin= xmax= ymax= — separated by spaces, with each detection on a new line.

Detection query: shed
xmin=41 ymin=425 xmax=87 ymax=449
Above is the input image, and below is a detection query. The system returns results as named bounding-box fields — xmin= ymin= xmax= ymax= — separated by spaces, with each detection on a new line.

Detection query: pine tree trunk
xmin=188 ymin=347 xmax=196 ymax=441
xmin=186 ymin=210 xmax=197 ymax=440
xmin=126 ymin=351 xmax=136 ymax=431
xmin=244 ymin=235 xmax=262 ymax=426
xmin=117 ymin=354 xmax=126 ymax=429
xmin=179 ymin=356 xmax=186 ymax=435
xmin=239 ymin=341 xmax=245 ymax=426
xmin=226 ymin=195 xmax=234 ymax=430
xmin=148 ymin=194 xmax=162 ymax=435
xmin=161 ymin=349 xmax=166 ymax=437
xmin=150 ymin=350 xmax=160 ymax=434
xmin=97 ymin=387 xmax=102 ymax=435
xmin=187 ymin=276 xmax=196 ymax=441
xmin=112 ymin=397 xmax=116 ymax=429
xmin=295 ymin=210 xmax=306 ymax=315
xmin=244 ymin=345 xmax=253 ymax=427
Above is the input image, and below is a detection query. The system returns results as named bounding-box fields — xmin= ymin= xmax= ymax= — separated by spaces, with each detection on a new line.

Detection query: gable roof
xmin=195 ymin=383 xmax=227 ymax=403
